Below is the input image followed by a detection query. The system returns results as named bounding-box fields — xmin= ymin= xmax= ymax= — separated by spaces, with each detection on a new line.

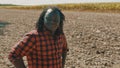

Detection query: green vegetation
xmin=0 ymin=4 xmax=18 ymax=6
xmin=0 ymin=3 xmax=120 ymax=12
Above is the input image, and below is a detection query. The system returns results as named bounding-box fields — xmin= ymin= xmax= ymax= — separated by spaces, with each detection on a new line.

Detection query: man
xmin=8 ymin=7 xmax=68 ymax=68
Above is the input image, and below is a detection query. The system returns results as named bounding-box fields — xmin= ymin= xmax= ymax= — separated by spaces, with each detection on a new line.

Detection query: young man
xmin=8 ymin=7 xmax=68 ymax=68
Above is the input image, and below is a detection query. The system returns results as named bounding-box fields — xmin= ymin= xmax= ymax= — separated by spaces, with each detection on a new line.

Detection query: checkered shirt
xmin=8 ymin=29 xmax=68 ymax=68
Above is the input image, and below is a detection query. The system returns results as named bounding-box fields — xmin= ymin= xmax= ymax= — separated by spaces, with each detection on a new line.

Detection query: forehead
xmin=45 ymin=8 xmax=60 ymax=17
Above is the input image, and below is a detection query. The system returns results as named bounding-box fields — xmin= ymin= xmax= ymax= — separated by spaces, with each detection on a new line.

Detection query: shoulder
xmin=60 ymin=33 xmax=66 ymax=40
xmin=21 ymin=30 xmax=39 ymax=41
xmin=61 ymin=33 xmax=66 ymax=37
xmin=25 ymin=30 xmax=39 ymax=36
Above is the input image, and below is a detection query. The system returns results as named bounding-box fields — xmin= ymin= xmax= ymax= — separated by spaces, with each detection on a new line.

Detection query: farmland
xmin=0 ymin=8 xmax=120 ymax=68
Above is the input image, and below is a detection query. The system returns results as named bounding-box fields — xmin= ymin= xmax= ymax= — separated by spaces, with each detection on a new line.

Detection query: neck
xmin=44 ymin=26 xmax=56 ymax=36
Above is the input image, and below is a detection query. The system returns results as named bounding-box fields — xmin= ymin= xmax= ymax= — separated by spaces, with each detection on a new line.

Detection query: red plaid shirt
xmin=8 ymin=29 xmax=68 ymax=68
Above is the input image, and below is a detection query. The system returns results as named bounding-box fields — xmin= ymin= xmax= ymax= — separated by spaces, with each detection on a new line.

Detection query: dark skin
xmin=11 ymin=25 xmax=67 ymax=68
xmin=12 ymin=58 xmax=26 ymax=68
xmin=62 ymin=52 xmax=67 ymax=68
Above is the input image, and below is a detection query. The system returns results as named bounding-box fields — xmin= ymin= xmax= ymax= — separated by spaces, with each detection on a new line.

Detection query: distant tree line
xmin=0 ymin=4 xmax=18 ymax=6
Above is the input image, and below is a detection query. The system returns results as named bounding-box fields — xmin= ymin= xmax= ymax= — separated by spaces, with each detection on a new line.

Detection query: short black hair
xmin=36 ymin=6 xmax=65 ymax=35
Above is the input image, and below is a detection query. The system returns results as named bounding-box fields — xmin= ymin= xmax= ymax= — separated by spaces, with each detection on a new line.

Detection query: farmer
xmin=8 ymin=7 xmax=68 ymax=68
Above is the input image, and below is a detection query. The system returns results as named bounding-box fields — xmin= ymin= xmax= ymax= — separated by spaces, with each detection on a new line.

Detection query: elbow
xmin=8 ymin=52 xmax=17 ymax=64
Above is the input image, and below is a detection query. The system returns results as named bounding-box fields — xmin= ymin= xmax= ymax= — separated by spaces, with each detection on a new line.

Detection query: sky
xmin=0 ymin=0 xmax=120 ymax=5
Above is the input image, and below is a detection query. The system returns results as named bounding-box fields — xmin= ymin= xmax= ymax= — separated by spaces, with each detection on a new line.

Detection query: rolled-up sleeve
xmin=8 ymin=34 xmax=35 ymax=64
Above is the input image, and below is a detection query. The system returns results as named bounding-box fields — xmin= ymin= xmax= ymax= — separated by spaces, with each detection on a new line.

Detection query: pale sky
xmin=0 ymin=0 xmax=120 ymax=5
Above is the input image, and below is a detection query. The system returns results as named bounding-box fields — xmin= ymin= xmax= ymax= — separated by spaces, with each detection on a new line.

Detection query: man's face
xmin=44 ymin=9 xmax=60 ymax=33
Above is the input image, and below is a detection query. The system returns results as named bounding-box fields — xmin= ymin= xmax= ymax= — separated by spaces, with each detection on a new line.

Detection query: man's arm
xmin=62 ymin=51 xmax=67 ymax=68
xmin=62 ymin=34 xmax=69 ymax=68
xmin=8 ymin=34 xmax=35 ymax=68
xmin=12 ymin=58 xmax=26 ymax=68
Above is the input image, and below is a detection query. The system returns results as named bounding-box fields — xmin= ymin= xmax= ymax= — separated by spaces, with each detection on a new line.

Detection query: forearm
xmin=12 ymin=58 xmax=26 ymax=68
xmin=62 ymin=52 xmax=67 ymax=68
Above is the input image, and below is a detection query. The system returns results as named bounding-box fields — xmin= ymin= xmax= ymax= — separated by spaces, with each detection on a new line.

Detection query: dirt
xmin=0 ymin=9 xmax=120 ymax=68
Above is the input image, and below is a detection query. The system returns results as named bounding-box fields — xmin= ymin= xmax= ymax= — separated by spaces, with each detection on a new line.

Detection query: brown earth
xmin=0 ymin=9 xmax=120 ymax=68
